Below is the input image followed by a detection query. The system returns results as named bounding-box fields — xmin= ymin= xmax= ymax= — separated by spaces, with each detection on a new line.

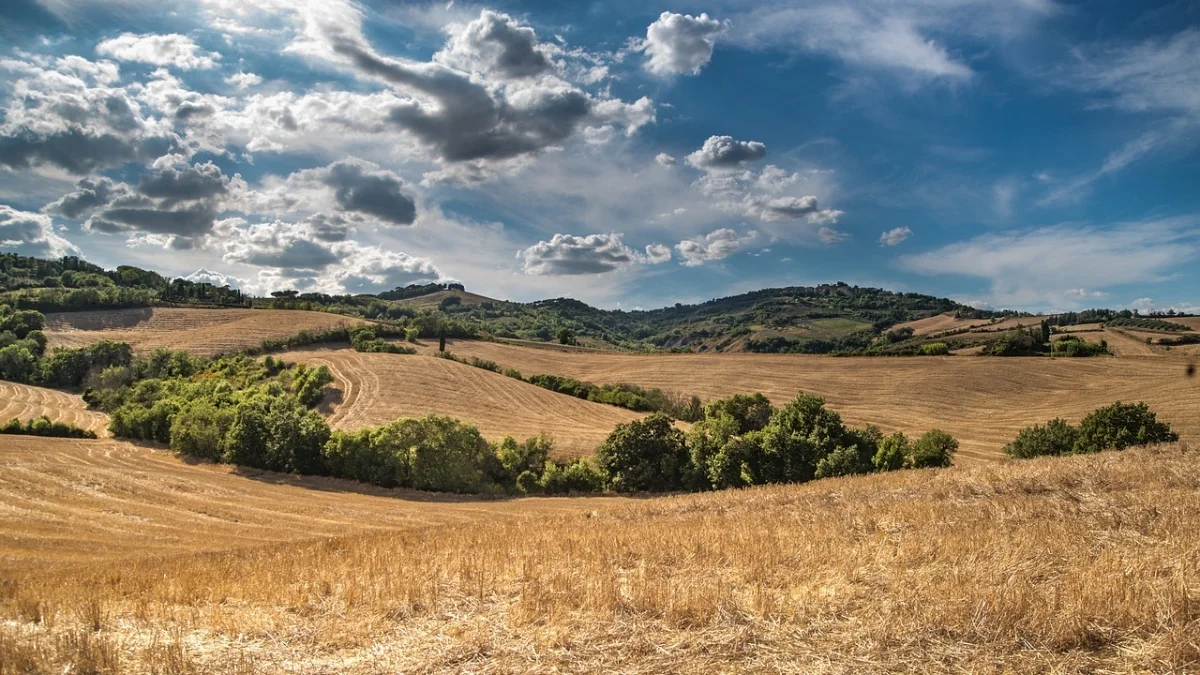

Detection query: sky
xmin=0 ymin=0 xmax=1197 ymax=312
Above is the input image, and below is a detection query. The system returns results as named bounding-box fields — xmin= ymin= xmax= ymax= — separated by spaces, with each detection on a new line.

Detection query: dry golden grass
xmin=43 ymin=307 xmax=369 ymax=356
xmin=277 ymin=346 xmax=644 ymax=458
xmin=0 ymin=381 xmax=109 ymax=436
xmin=1 ymin=439 xmax=1197 ymax=673
xmin=0 ymin=436 xmax=615 ymax=570
xmin=419 ymin=339 xmax=1200 ymax=462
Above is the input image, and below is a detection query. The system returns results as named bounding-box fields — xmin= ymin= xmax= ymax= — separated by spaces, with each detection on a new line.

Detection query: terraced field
xmin=43 ymin=307 xmax=369 ymax=356
xmin=0 ymin=381 xmax=109 ymax=436
xmin=277 ymin=346 xmax=644 ymax=458
xmin=419 ymin=340 xmax=1200 ymax=462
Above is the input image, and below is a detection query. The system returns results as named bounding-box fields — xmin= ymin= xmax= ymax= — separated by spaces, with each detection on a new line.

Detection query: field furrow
xmin=278 ymin=347 xmax=645 ymax=458
xmin=0 ymin=381 xmax=109 ymax=436
xmin=419 ymin=340 xmax=1200 ymax=461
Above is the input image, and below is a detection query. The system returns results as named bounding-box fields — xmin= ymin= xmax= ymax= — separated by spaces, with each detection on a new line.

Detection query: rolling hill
xmin=276 ymin=346 xmax=645 ymax=458
xmin=43 ymin=307 xmax=369 ymax=355
xmin=1 ymin=437 xmax=1196 ymax=672
xmin=420 ymin=339 xmax=1200 ymax=462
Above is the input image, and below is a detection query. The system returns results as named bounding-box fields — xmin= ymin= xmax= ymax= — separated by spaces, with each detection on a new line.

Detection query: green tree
xmin=873 ymin=432 xmax=910 ymax=471
xmin=0 ymin=344 xmax=37 ymax=382
xmin=1003 ymin=419 xmax=1078 ymax=458
xmin=596 ymin=413 xmax=689 ymax=492
xmin=703 ymin=393 xmax=773 ymax=434
xmin=1073 ymin=401 xmax=1177 ymax=454
xmin=909 ymin=429 xmax=957 ymax=468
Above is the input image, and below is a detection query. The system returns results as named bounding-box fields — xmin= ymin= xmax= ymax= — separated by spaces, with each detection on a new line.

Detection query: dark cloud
xmin=86 ymin=202 xmax=217 ymax=237
xmin=43 ymin=176 xmax=124 ymax=219
xmin=137 ymin=162 xmax=229 ymax=205
xmin=746 ymin=195 xmax=842 ymax=224
xmin=0 ymin=128 xmax=170 ymax=175
xmin=302 ymin=213 xmax=354 ymax=242
xmin=321 ymin=161 xmax=416 ymax=225
xmin=231 ymin=236 xmax=340 ymax=271
xmin=686 ymin=135 xmax=767 ymax=169
xmin=326 ymin=30 xmax=643 ymax=164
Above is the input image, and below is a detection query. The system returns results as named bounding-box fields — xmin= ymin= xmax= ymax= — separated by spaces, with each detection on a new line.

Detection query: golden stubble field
xmin=0 ymin=381 xmax=109 ymax=436
xmin=43 ymin=307 xmax=369 ymax=356
xmin=1 ymin=438 xmax=1197 ymax=673
xmin=275 ymin=346 xmax=644 ymax=459
xmin=419 ymin=339 xmax=1200 ymax=462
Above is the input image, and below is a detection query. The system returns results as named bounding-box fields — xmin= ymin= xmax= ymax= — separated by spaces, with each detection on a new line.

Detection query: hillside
xmin=0 ymin=381 xmax=108 ymax=436
xmin=421 ymin=339 xmax=1200 ymax=461
xmin=1 ymin=438 xmax=1196 ymax=672
xmin=43 ymin=307 xmax=370 ymax=356
xmin=276 ymin=346 xmax=645 ymax=458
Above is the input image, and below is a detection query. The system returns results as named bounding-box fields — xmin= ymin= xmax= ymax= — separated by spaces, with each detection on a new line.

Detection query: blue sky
xmin=0 ymin=0 xmax=1197 ymax=312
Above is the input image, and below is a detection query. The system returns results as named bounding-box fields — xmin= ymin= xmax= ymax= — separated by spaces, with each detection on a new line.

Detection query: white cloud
xmin=639 ymin=12 xmax=727 ymax=77
xmin=655 ymin=152 xmax=677 ymax=167
xmin=686 ymin=135 xmax=767 ymax=170
xmin=185 ymin=267 xmax=245 ymax=288
xmin=97 ymin=33 xmax=221 ymax=70
xmin=0 ymin=205 xmax=80 ymax=258
xmin=676 ymin=228 xmax=757 ymax=266
xmin=878 ymin=226 xmax=912 ymax=246
xmin=899 ymin=217 xmax=1199 ymax=307
xmin=519 ymin=232 xmax=668 ymax=275
xmin=1064 ymin=288 xmax=1107 ymax=299
xmin=225 ymin=71 xmax=263 ymax=90
xmin=1131 ymin=297 xmax=1156 ymax=311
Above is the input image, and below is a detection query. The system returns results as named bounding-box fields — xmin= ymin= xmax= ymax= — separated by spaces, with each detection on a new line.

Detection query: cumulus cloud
xmin=0 ymin=57 xmax=177 ymax=174
xmin=655 ymin=152 xmax=677 ymax=166
xmin=686 ymin=135 xmax=767 ymax=169
xmin=96 ymin=33 xmax=221 ymax=70
xmin=318 ymin=9 xmax=654 ymax=166
xmin=330 ymin=245 xmax=442 ymax=293
xmin=640 ymin=12 xmax=727 ymax=77
xmin=225 ymin=72 xmax=263 ymax=90
xmin=1064 ymin=288 xmax=1108 ymax=299
xmin=0 ymin=205 xmax=80 ymax=258
xmin=320 ymin=161 xmax=416 ymax=225
xmin=676 ymin=228 xmax=757 ymax=266
xmin=66 ymin=162 xmax=240 ymax=246
xmin=434 ymin=10 xmax=553 ymax=79
xmin=185 ymin=268 xmax=245 ymax=288
xmin=745 ymin=195 xmax=843 ymax=224
xmin=879 ymin=226 xmax=912 ymax=246
xmin=519 ymin=233 xmax=669 ymax=275
xmin=43 ymin=177 xmax=125 ymax=219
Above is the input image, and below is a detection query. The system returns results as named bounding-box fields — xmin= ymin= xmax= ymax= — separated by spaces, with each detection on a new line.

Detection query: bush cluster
xmin=597 ymin=392 xmax=958 ymax=493
xmin=1003 ymin=401 xmax=1177 ymax=458
xmin=0 ymin=416 xmax=97 ymax=439
xmin=349 ymin=326 xmax=417 ymax=354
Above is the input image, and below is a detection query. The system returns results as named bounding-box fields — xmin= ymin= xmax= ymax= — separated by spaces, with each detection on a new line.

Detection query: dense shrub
xmin=909 ymin=429 xmax=958 ymax=468
xmin=1003 ymin=418 xmax=1078 ymax=458
xmin=873 ymin=432 xmax=909 ymax=471
xmin=538 ymin=459 xmax=605 ymax=494
xmin=1074 ymin=401 xmax=1177 ymax=453
xmin=597 ymin=413 xmax=689 ymax=492
xmin=1 ymin=416 xmax=97 ymax=439
xmin=223 ymin=389 xmax=330 ymax=474
xmin=1053 ymin=336 xmax=1108 ymax=357
xmin=703 ymin=393 xmax=772 ymax=434
xmin=920 ymin=342 xmax=950 ymax=356
xmin=291 ymin=364 xmax=335 ymax=406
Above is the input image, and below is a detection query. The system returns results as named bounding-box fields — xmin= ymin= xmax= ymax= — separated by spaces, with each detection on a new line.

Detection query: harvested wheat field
xmin=422 ymin=340 xmax=1200 ymax=462
xmin=0 ymin=436 xmax=613 ymax=570
xmin=1 ymin=440 xmax=1197 ymax=673
xmin=42 ymin=307 xmax=369 ymax=356
xmin=278 ymin=346 xmax=644 ymax=458
xmin=0 ymin=381 xmax=108 ymax=436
